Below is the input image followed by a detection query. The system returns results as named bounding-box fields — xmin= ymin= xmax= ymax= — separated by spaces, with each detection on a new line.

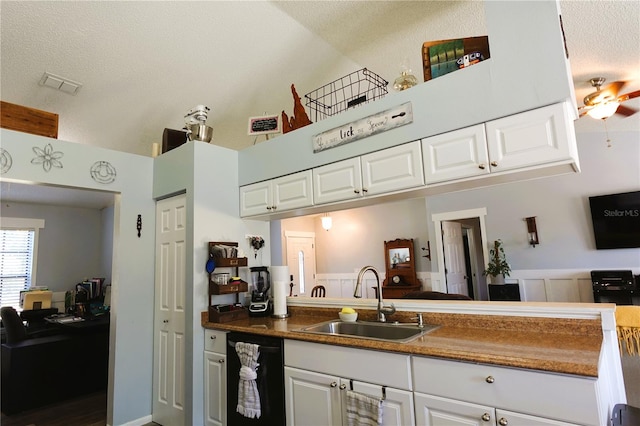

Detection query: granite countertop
xmin=201 ymin=306 xmax=603 ymax=377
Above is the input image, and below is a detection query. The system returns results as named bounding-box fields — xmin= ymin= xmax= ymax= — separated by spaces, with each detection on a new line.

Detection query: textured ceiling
xmin=1 ymin=1 xmax=639 ymax=207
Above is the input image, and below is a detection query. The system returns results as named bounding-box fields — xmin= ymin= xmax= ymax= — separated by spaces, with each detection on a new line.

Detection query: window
xmin=0 ymin=218 xmax=44 ymax=309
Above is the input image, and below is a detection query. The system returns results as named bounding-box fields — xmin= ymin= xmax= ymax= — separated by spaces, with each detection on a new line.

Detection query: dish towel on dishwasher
xmin=345 ymin=389 xmax=383 ymax=426
xmin=616 ymin=306 xmax=640 ymax=356
xmin=235 ymin=342 xmax=261 ymax=418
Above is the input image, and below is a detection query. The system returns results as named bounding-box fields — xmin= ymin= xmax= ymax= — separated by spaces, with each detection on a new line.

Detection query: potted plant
xmin=483 ymin=239 xmax=511 ymax=284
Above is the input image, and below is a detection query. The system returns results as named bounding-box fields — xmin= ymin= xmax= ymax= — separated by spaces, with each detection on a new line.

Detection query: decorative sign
xmin=312 ymin=102 xmax=413 ymax=153
xmin=248 ymin=115 xmax=281 ymax=136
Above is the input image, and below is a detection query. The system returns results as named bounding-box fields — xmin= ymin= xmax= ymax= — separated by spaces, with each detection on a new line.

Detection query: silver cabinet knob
xmin=498 ymin=418 xmax=508 ymax=426
xmin=272 ymin=205 xmax=277 ymax=210
xmin=339 ymin=384 xmax=347 ymax=390
xmin=491 ymin=161 xmax=498 ymax=167
xmin=354 ymin=189 xmax=360 ymax=194
xmin=266 ymin=206 xmax=272 ymax=210
xmin=485 ymin=376 xmax=495 ymax=383
xmin=210 ymin=335 xmax=216 ymax=340
xmin=163 ymin=319 xmax=169 ymax=323
xmin=218 ymin=359 xmax=224 ymax=364
xmin=330 ymin=382 xmax=337 ymax=387
xmin=362 ymin=188 xmax=368 ymax=193
xmin=481 ymin=413 xmax=491 ymax=422
xmin=479 ymin=164 xmax=486 ymax=169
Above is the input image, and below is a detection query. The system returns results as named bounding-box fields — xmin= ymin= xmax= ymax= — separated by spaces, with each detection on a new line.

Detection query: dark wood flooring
xmin=1 ymin=391 xmax=106 ymax=426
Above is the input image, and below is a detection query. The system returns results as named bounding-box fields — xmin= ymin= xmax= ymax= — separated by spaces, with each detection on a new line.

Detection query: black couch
xmin=1 ymin=325 xmax=109 ymax=415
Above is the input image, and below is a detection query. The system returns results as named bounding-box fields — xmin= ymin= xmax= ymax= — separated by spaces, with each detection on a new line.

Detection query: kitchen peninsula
xmin=203 ymin=299 xmax=625 ymax=426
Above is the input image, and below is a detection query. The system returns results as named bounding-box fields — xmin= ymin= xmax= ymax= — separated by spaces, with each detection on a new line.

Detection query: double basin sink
xmin=300 ymin=319 xmax=439 ymax=343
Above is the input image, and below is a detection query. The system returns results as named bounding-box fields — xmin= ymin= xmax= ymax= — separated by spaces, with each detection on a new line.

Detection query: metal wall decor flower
xmin=248 ymin=235 xmax=265 ymax=259
xmin=31 ymin=143 xmax=63 ymax=172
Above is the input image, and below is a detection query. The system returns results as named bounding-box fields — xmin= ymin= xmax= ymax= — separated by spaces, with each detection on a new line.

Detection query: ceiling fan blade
xmin=617 ymin=89 xmax=640 ymax=103
xmin=606 ymin=80 xmax=627 ymax=98
xmin=615 ymin=104 xmax=637 ymax=117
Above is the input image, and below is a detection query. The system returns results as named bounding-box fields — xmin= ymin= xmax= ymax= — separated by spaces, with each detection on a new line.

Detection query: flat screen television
xmin=588 ymin=190 xmax=640 ymax=249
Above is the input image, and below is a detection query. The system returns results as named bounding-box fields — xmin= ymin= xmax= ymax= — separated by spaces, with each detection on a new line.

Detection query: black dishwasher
xmin=226 ymin=331 xmax=285 ymax=425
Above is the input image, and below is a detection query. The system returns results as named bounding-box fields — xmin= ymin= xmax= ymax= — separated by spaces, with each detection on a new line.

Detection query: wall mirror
xmin=383 ymin=238 xmax=418 ymax=287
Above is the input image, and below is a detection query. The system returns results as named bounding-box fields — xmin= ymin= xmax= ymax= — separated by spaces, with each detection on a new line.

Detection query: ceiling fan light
xmin=587 ymin=101 xmax=620 ymax=119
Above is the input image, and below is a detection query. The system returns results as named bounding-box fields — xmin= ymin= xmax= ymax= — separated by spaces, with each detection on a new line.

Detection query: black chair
xmin=310 ymin=285 xmax=326 ymax=297
xmin=0 ymin=306 xmax=57 ymax=343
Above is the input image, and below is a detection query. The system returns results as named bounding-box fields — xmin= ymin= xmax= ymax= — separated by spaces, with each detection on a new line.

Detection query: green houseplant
xmin=483 ymin=240 xmax=511 ymax=284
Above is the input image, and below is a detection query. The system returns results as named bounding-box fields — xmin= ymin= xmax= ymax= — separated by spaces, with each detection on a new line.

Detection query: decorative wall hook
xmin=421 ymin=241 xmax=431 ymax=259
xmin=525 ymin=217 xmax=539 ymax=247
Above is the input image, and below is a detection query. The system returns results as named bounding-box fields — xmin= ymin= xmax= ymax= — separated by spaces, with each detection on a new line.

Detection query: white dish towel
xmin=345 ymin=389 xmax=383 ymax=426
xmin=235 ymin=342 xmax=261 ymax=418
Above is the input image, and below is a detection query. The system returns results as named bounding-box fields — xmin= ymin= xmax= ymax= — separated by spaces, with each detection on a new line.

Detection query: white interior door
xmin=153 ymin=194 xmax=186 ymax=425
xmin=285 ymin=232 xmax=316 ymax=296
xmin=442 ymin=221 xmax=468 ymax=296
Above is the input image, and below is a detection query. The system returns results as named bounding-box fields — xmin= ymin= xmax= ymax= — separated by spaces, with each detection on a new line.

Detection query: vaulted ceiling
xmin=2 ymin=1 xmax=638 ymax=159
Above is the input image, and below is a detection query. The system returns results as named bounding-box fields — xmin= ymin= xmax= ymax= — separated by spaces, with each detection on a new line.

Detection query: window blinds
xmin=0 ymin=229 xmax=34 ymax=308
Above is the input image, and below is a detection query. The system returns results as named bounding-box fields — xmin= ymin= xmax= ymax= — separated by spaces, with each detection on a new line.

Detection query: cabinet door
xmin=485 ymin=103 xmax=573 ymax=173
xmin=414 ymin=392 xmax=494 ymax=426
xmin=272 ymin=170 xmax=313 ymax=212
xmin=495 ymin=409 xmax=580 ymax=426
xmin=422 ymin=124 xmax=490 ymax=184
xmin=285 ymin=366 xmax=342 ymax=426
xmin=204 ymin=352 xmax=226 ymax=426
xmin=313 ymin=157 xmax=363 ymax=205
xmin=240 ymin=180 xmax=272 ymax=217
xmin=361 ymin=141 xmax=425 ymax=195
xmin=348 ymin=379 xmax=415 ymax=426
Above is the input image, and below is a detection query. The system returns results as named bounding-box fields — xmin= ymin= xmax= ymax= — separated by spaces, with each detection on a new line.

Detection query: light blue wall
xmin=0 ymin=129 xmax=155 ymax=426
xmin=1 ymin=201 xmax=104 ymax=292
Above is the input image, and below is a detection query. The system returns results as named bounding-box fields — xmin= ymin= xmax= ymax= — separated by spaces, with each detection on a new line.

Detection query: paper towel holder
xmin=271 ymin=265 xmax=290 ymax=319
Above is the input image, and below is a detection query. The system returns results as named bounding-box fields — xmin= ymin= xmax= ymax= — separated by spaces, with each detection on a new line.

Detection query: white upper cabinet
xmin=313 ymin=141 xmax=424 ymax=205
xmin=422 ymin=124 xmax=490 ymax=184
xmin=422 ymin=103 xmax=577 ymax=185
xmin=313 ymin=157 xmax=363 ymax=205
xmin=485 ymin=102 xmax=574 ymax=172
xmin=361 ymin=141 xmax=425 ymax=196
xmin=240 ymin=170 xmax=313 ymax=217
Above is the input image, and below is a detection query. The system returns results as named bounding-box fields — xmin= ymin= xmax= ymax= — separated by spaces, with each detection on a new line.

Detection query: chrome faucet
xmin=353 ymin=266 xmax=396 ymax=322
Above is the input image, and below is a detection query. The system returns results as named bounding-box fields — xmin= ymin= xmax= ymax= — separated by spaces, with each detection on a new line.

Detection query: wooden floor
xmin=1 ymin=391 xmax=107 ymax=426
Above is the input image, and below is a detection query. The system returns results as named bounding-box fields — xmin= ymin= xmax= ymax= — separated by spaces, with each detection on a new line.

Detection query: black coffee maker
xmin=249 ymin=266 xmax=272 ymax=316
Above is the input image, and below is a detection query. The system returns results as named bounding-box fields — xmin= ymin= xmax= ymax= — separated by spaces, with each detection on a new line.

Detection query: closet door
xmin=152 ymin=194 xmax=186 ymax=425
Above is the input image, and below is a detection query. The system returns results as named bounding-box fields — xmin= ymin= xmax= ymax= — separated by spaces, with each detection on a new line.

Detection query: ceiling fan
xmin=579 ymin=77 xmax=640 ymax=120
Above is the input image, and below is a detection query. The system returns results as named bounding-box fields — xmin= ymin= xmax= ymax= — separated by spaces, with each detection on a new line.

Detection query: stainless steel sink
xmin=300 ymin=320 xmax=439 ymax=343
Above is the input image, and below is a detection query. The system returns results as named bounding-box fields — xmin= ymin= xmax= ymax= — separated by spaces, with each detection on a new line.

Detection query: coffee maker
xmin=249 ymin=266 xmax=272 ymax=316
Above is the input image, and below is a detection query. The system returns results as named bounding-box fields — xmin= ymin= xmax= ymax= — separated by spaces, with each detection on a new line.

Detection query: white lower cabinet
xmin=284 ymin=339 xmax=415 ymax=426
xmin=412 ymin=356 xmax=601 ymax=426
xmin=414 ymin=393 xmax=579 ymax=426
xmin=284 ymin=366 xmax=414 ymax=426
xmin=204 ymin=330 xmax=227 ymax=426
